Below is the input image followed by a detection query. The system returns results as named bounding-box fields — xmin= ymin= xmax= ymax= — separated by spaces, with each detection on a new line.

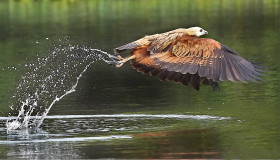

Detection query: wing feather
xmin=189 ymin=74 xmax=200 ymax=90
xmin=158 ymin=70 xmax=169 ymax=81
xmin=212 ymin=57 xmax=220 ymax=82
xmin=218 ymin=57 xmax=227 ymax=81
xmin=166 ymin=72 xmax=177 ymax=81
xmin=180 ymin=74 xmax=191 ymax=86
xmin=198 ymin=57 xmax=211 ymax=78
xmin=151 ymin=36 xmax=263 ymax=83
xmin=149 ymin=68 xmax=162 ymax=76
xmin=229 ymin=59 xmax=247 ymax=83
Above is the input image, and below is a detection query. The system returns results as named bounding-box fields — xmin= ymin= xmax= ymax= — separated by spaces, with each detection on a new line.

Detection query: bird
xmin=112 ymin=27 xmax=265 ymax=91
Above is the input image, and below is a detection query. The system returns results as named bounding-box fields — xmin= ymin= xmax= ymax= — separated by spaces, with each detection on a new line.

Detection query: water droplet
xmin=7 ymin=39 xmax=114 ymax=131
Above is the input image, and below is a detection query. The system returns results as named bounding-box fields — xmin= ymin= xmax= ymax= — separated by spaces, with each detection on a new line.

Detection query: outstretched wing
xmin=150 ymin=36 xmax=263 ymax=83
xmin=130 ymin=46 xmax=219 ymax=91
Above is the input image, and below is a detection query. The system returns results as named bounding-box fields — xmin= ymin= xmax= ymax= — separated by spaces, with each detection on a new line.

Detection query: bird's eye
xmin=200 ymin=29 xmax=203 ymax=32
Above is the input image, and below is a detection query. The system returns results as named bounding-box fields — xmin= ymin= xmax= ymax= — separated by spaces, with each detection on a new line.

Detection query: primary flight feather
xmin=112 ymin=27 xmax=264 ymax=91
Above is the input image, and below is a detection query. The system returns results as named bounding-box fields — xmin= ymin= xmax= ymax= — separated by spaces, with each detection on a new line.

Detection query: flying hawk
xmin=112 ymin=27 xmax=264 ymax=91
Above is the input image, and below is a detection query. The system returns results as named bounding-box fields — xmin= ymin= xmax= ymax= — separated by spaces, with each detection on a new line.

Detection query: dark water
xmin=0 ymin=0 xmax=279 ymax=159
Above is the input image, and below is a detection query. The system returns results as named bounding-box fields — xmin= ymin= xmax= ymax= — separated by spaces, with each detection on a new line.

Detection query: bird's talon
xmin=107 ymin=59 xmax=124 ymax=67
xmin=108 ymin=60 xmax=120 ymax=66
xmin=115 ymin=63 xmax=123 ymax=67
xmin=108 ymin=54 xmax=122 ymax=61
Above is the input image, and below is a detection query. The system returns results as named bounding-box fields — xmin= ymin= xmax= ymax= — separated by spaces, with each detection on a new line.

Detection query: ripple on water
xmin=0 ymin=135 xmax=132 ymax=144
xmin=1 ymin=114 xmax=232 ymax=137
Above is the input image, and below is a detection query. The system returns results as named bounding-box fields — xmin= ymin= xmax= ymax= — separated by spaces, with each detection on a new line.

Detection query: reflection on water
xmin=4 ymin=141 xmax=82 ymax=159
xmin=2 ymin=129 xmax=221 ymax=159
xmin=130 ymin=129 xmax=221 ymax=159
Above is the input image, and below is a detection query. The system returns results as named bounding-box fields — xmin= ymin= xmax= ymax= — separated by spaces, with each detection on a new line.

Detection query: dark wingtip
xmin=193 ymin=86 xmax=200 ymax=91
xmin=248 ymin=57 xmax=277 ymax=82
xmin=222 ymin=44 xmax=239 ymax=54
xmin=211 ymin=81 xmax=220 ymax=91
xmin=189 ymin=74 xmax=200 ymax=91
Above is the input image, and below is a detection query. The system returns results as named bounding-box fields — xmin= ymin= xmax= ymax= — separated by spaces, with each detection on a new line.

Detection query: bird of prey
xmin=112 ymin=27 xmax=265 ymax=91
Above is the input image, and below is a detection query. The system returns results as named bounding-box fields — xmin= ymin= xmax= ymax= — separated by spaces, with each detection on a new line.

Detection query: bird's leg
xmin=115 ymin=55 xmax=136 ymax=67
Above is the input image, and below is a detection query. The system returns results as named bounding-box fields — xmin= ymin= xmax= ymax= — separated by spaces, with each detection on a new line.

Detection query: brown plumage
xmin=113 ymin=27 xmax=264 ymax=91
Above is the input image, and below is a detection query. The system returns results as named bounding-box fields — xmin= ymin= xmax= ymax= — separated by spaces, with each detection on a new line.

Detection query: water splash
xmin=6 ymin=42 xmax=118 ymax=132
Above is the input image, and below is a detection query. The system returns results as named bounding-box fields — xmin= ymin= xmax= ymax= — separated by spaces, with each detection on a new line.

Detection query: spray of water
xmin=6 ymin=42 xmax=118 ymax=132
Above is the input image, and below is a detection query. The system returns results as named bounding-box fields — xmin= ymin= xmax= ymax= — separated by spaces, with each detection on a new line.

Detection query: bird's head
xmin=185 ymin=27 xmax=208 ymax=37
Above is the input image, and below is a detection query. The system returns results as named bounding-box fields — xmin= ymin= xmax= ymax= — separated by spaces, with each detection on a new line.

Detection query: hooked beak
xmin=204 ymin=31 xmax=208 ymax=35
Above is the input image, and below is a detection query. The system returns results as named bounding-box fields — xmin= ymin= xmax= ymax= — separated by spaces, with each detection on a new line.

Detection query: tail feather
xmin=114 ymin=42 xmax=140 ymax=54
